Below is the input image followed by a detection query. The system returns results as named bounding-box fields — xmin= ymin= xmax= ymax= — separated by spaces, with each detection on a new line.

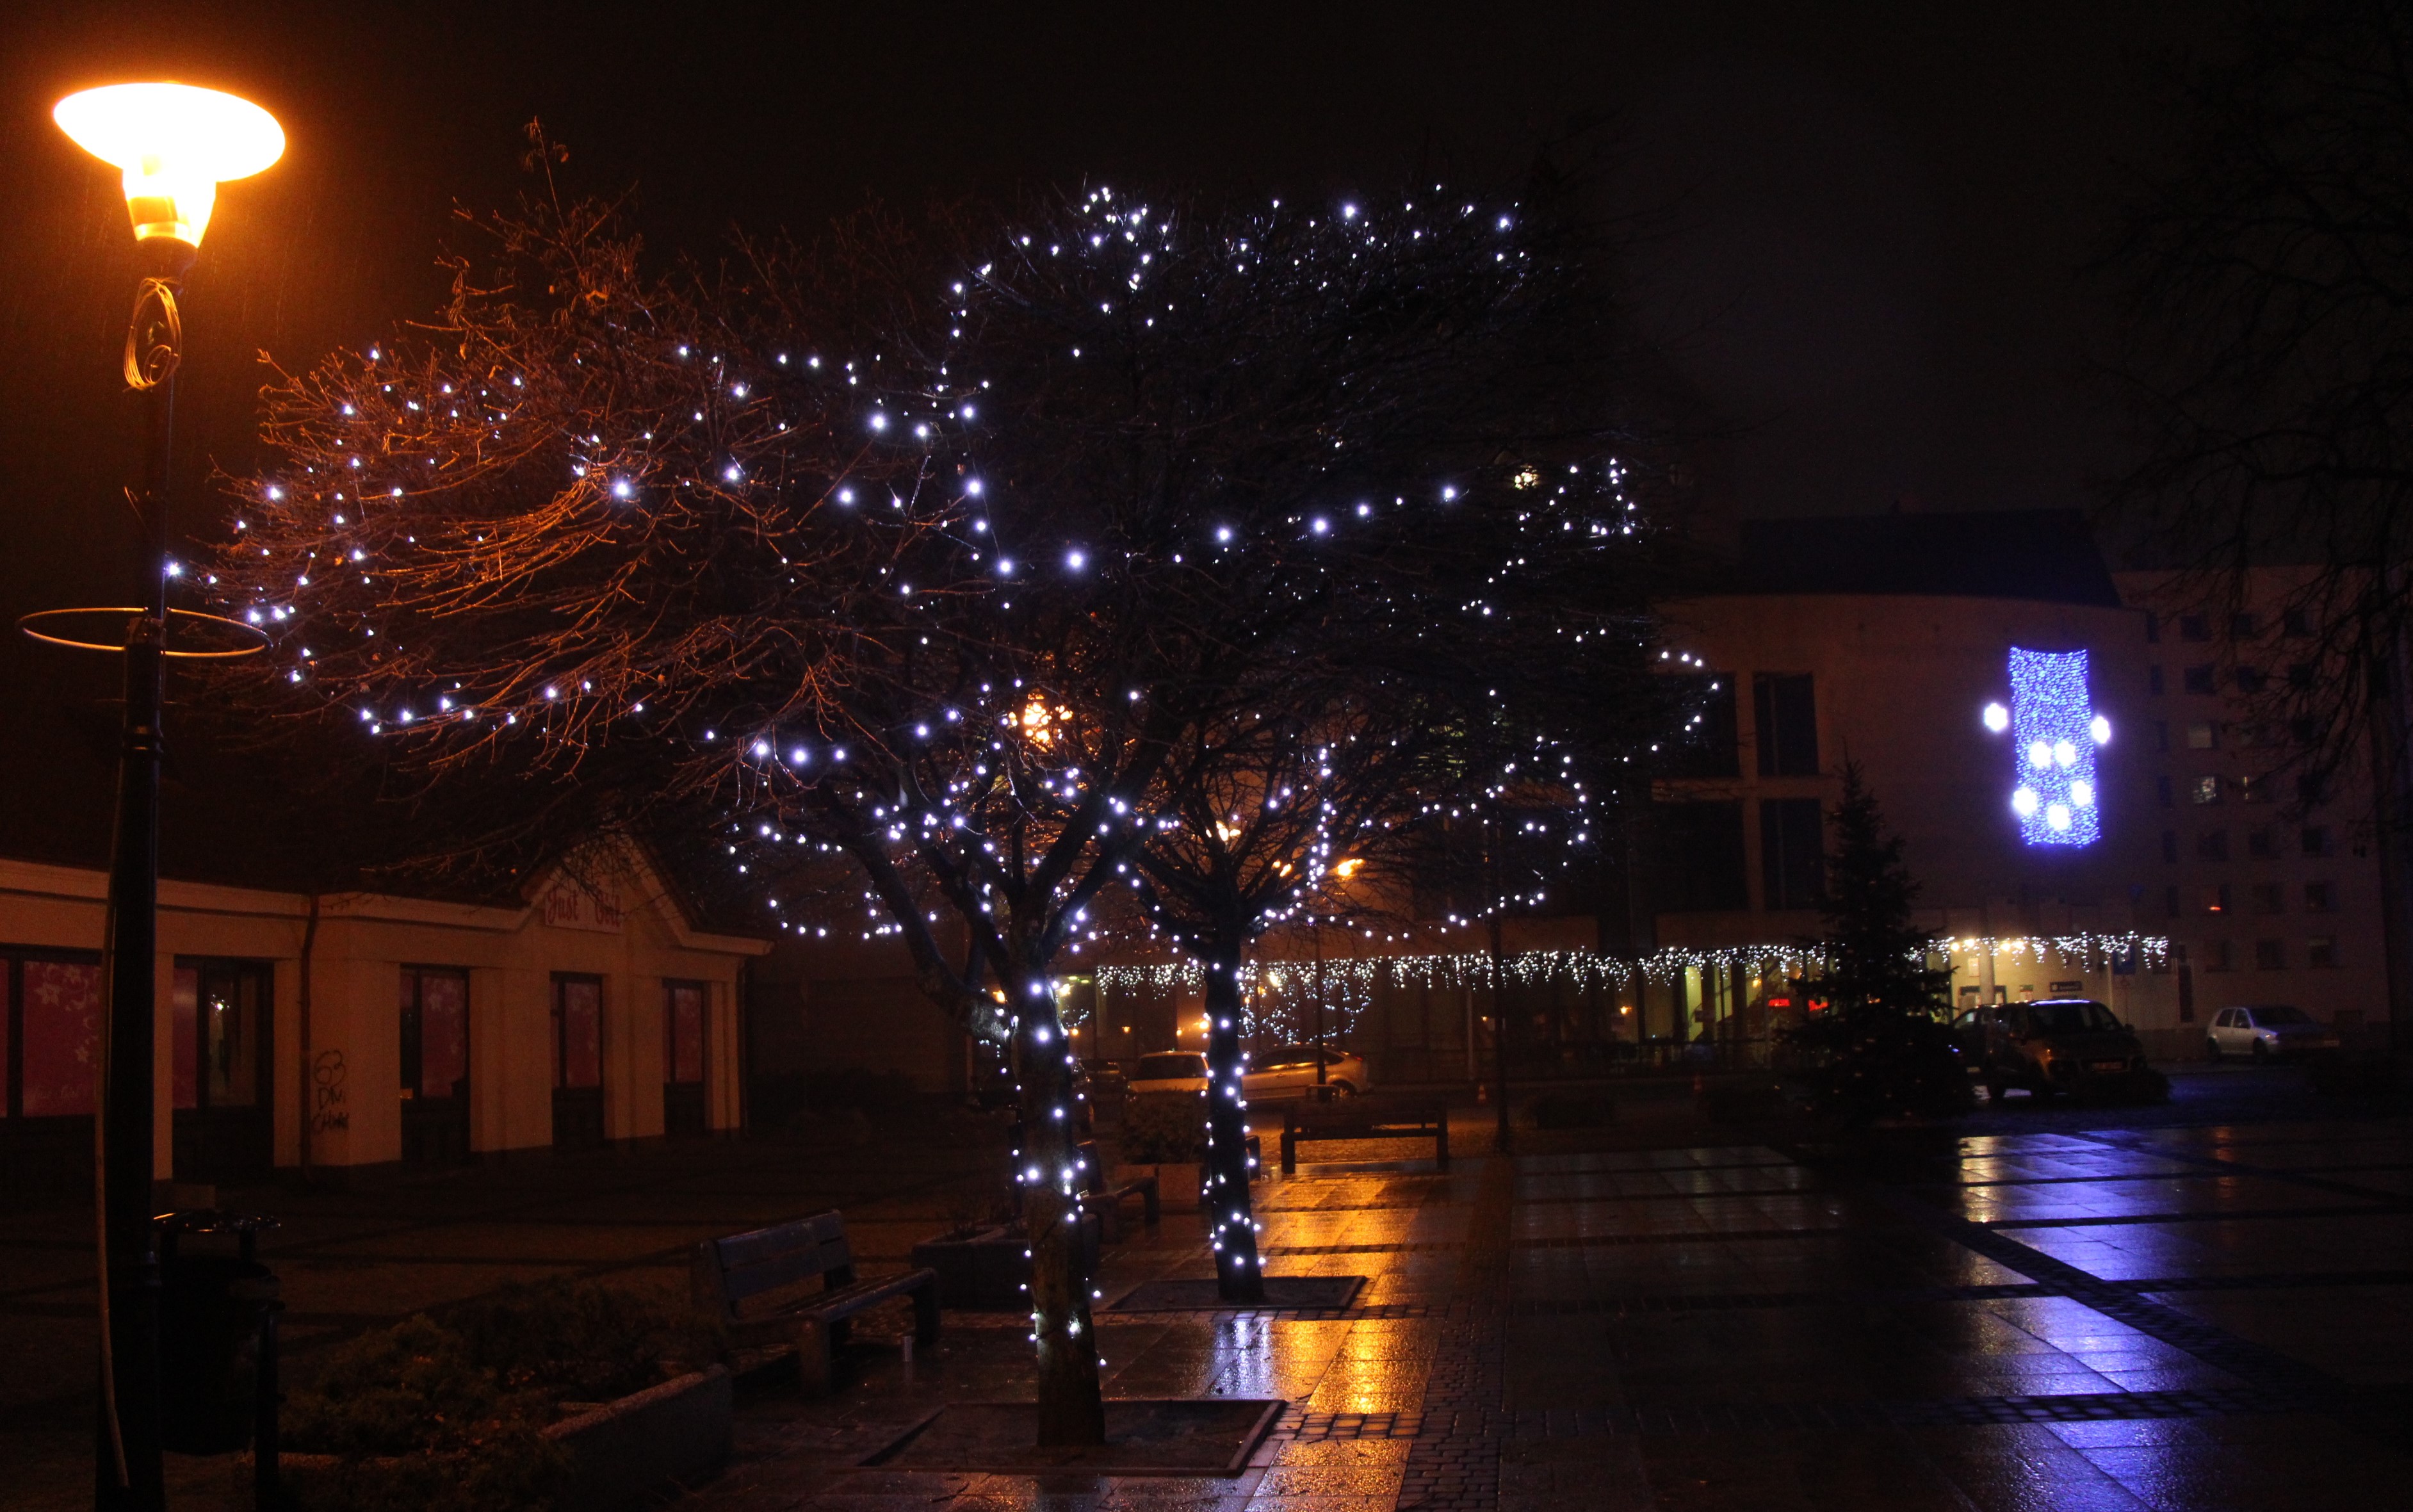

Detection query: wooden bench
xmin=1077 ymin=1139 xmax=1160 ymax=1240
xmin=692 ymin=1210 xmax=938 ymax=1394
xmin=1280 ymin=1101 xmax=1450 ymax=1174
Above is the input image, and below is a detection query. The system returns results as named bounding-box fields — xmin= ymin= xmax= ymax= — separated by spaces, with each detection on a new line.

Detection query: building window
xmin=400 ymin=967 xmax=469 ymax=1102
xmin=2145 ymin=612 xmax=2161 ymax=644
xmin=2304 ymin=881 xmax=2335 ymax=913
xmin=2165 ymin=884 xmax=2182 ymax=918
xmin=2235 ymin=665 xmax=2267 ymax=694
xmin=2154 ymin=720 xmax=2170 ymax=751
xmin=2161 ymin=829 xmax=2179 ymax=863
xmin=2203 ymin=939 xmax=2234 ymax=971
xmin=4 ymin=952 xmax=104 ymax=1119
xmin=2191 ymin=776 xmax=2222 ymax=805
xmin=2231 ymin=612 xmax=2258 ymax=639
xmin=1663 ymin=673 xmax=1740 ymax=778
xmin=1753 ymin=673 xmax=1819 ymax=777
xmin=2307 ymin=935 xmax=2339 ymax=968
xmin=2288 ymin=662 xmax=2316 ymax=690
xmin=2239 ymin=774 xmax=2272 ymax=805
xmin=2202 ymin=884 xmax=2231 ymax=914
xmin=665 ymin=982 xmax=708 ymax=1085
xmin=2246 ymin=827 xmax=2275 ymax=859
xmin=2149 ymin=665 xmax=2166 ymax=695
xmin=2196 ymin=830 xmax=2228 ymax=861
xmin=1759 ymin=797 xmax=1825 ymax=909
xmin=2250 ymin=882 xmax=2284 ymax=915
xmin=2184 ymin=665 xmax=2217 ymax=694
xmin=2284 ymin=608 xmax=2314 ymax=638
xmin=2302 ymin=825 xmax=2333 ymax=857
xmin=2180 ymin=614 xmax=2210 ymax=642
xmin=2157 ymin=775 xmax=2175 ymax=808
xmin=553 ymin=978 xmax=604 ymax=1090
xmin=2186 ymin=721 xmax=2218 ymax=750
xmin=2254 ymin=939 xmax=2285 ymax=970
xmin=1651 ymin=801 xmax=1750 ymax=912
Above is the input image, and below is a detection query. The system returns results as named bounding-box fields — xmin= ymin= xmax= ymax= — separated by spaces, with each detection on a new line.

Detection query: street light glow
xmin=54 ymin=82 xmax=284 ymax=247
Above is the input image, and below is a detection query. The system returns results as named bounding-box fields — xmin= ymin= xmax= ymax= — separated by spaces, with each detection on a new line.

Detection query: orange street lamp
xmin=34 ymin=81 xmax=281 ymax=1512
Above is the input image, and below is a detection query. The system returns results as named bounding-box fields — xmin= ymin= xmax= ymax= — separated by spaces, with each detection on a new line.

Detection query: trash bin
xmin=155 ymin=1210 xmax=280 ymax=1455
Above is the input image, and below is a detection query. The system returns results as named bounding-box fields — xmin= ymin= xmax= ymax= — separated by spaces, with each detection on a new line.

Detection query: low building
xmin=0 ymin=843 xmax=764 ymax=1203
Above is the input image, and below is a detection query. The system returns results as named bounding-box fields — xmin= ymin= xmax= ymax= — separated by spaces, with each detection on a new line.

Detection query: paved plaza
xmin=1 ymin=1071 xmax=2409 ymax=1509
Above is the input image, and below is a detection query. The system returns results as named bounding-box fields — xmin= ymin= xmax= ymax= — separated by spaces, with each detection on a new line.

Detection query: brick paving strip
xmin=1395 ymin=1154 xmax=1515 ymax=1511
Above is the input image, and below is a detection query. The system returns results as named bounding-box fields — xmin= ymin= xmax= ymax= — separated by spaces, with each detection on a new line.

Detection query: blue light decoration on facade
xmin=1981 ymin=648 xmax=2108 ymax=848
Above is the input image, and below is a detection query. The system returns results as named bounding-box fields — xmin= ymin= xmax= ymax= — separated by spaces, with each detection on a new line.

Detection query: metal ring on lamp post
xmin=18 ymin=605 xmax=270 ymax=658
xmin=123 ymin=277 xmax=183 ymax=391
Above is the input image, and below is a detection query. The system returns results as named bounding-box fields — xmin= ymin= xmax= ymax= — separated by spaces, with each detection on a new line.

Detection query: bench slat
xmin=796 ymin=1267 xmax=937 ymax=1321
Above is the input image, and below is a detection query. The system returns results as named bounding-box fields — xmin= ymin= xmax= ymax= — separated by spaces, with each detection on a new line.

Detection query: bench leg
xmin=1280 ymin=1130 xmax=1297 ymax=1175
xmin=1141 ymin=1179 xmax=1160 ymax=1226
xmin=796 ymin=1316 xmax=833 ymax=1395
xmin=1435 ymin=1123 xmax=1450 ymax=1169
xmin=913 ymin=1283 xmax=941 ymax=1346
xmin=1096 ymin=1200 xmax=1121 ymax=1244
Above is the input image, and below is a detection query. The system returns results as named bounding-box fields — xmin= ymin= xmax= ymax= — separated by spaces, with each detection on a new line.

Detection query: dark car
xmin=1954 ymin=998 xmax=2152 ymax=1100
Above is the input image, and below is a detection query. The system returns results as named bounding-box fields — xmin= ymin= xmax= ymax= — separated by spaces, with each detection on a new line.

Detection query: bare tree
xmin=207 ymin=169 xmax=1682 ymax=1442
xmin=2106 ymin=0 xmax=2413 ymax=1036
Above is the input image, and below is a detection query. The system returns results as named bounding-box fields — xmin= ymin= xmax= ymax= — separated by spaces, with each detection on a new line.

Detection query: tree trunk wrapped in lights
xmin=1198 ymin=953 xmax=1263 ymax=1301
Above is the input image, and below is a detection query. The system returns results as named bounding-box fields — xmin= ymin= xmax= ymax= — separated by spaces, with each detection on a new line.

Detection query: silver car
xmin=1242 ymin=1045 xmax=1371 ymax=1100
xmin=2206 ymin=1005 xmax=2341 ymax=1061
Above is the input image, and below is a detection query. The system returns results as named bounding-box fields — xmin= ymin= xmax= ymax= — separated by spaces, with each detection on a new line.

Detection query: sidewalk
xmin=687 ymin=1101 xmax=2413 ymax=1511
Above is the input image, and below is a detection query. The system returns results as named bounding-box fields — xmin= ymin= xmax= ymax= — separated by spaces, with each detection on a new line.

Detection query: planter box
xmin=911 ymin=1214 xmax=1103 ymax=1310
xmin=549 ymin=1366 xmax=732 ymax=1512
xmin=279 ymin=1365 xmax=731 ymax=1512
xmin=1119 ymin=1162 xmax=1204 ymax=1212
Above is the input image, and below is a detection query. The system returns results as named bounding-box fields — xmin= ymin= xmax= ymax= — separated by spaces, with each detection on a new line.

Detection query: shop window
xmin=10 ymin=955 xmax=102 ymax=1118
xmin=1759 ymin=798 xmax=1824 ymax=909
xmin=2307 ymin=936 xmax=2339 ymax=968
xmin=1753 ymin=673 xmax=1820 ymax=777
xmin=665 ymin=982 xmax=707 ymax=1084
xmin=402 ymin=968 xmax=470 ymax=1101
xmin=553 ymin=979 xmax=603 ymax=1089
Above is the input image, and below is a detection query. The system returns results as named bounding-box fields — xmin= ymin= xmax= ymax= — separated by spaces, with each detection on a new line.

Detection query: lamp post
xmin=37 ymin=81 xmax=282 ymax=1512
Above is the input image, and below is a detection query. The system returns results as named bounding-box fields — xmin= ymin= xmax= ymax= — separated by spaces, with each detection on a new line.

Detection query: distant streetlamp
xmin=31 ymin=81 xmax=282 ymax=1512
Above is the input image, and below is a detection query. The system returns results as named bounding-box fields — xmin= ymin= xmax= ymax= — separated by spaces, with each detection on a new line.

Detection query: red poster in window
xmin=556 ymin=982 xmax=601 ymax=1089
xmin=172 ymin=967 xmax=199 ymax=1109
xmin=23 ymin=961 xmax=102 ymax=1116
xmin=667 ymin=985 xmax=704 ymax=1084
xmin=0 ymin=968 xmax=10 ymax=1118
xmin=421 ymin=973 xmax=467 ymax=1098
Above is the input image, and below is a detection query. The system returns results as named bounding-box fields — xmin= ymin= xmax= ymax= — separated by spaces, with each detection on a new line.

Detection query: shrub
xmin=1696 ymin=1079 xmax=1787 ymax=1124
xmin=284 ymin=1279 xmax=722 ymax=1512
xmin=1117 ymin=1092 xmax=1206 ymax=1163
xmin=2307 ymin=1053 xmax=2400 ymax=1098
xmin=1789 ymin=1011 xmax=1974 ymax=1126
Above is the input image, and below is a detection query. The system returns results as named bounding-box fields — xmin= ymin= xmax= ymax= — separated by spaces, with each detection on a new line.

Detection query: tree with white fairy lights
xmin=206 ymin=170 xmax=1687 ymax=1442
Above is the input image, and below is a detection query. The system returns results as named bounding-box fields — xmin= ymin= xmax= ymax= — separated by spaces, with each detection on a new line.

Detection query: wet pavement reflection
xmin=683 ymin=1106 xmax=2413 ymax=1511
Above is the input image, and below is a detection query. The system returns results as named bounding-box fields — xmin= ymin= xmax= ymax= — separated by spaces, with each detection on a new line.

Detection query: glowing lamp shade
xmin=54 ymin=83 xmax=284 ymax=248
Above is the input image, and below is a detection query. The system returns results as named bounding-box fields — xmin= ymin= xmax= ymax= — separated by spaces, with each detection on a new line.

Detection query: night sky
xmin=0 ymin=0 xmax=2203 ymax=861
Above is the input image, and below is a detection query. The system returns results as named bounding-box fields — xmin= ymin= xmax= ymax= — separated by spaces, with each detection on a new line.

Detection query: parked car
xmin=1126 ymin=1051 xmax=1210 ymax=1097
xmin=2206 ymin=1004 xmax=2340 ymax=1061
xmin=1955 ymin=998 xmax=2152 ymax=1100
xmin=1242 ymin=1045 xmax=1370 ymax=1100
